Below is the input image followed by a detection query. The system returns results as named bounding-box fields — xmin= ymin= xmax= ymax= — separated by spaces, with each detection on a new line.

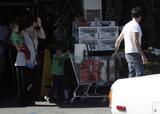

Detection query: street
xmin=0 ymin=101 xmax=111 ymax=114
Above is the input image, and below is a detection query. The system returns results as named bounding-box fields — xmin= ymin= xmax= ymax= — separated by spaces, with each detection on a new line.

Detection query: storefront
xmin=0 ymin=0 xmax=114 ymax=101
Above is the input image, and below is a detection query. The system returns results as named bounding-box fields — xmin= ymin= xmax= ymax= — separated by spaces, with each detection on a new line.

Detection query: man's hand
xmin=142 ymin=55 xmax=148 ymax=64
xmin=112 ymin=52 xmax=119 ymax=59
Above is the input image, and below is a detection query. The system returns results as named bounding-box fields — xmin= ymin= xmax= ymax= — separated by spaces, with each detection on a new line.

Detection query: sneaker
xmin=44 ymin=96 xmax=49 ymax=102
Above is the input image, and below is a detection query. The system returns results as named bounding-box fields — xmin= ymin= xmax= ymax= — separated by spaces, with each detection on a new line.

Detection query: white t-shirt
xmin=122 ymin=20 xmax=142 ymax=54
xmin=15 ymin=51 xmax=26 ymax=66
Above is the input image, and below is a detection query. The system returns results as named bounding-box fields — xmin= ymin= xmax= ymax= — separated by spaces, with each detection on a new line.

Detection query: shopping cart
xmin=69 ymin=53 xmax=112 ymax=103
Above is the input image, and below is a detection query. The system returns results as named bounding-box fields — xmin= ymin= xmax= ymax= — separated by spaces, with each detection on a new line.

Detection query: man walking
xmin=113 ymin=7 xmax=148 ymax=77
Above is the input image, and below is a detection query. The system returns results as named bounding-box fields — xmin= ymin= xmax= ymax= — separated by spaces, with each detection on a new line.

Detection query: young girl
xmin=10 ymin=23 xmax=30 ymax=65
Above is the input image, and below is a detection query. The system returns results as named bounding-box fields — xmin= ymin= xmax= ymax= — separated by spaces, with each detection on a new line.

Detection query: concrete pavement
xmin=0 ymin=101 xmax=112 ymax=114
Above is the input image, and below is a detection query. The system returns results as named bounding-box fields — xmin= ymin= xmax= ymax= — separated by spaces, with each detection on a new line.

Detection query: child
xmin=10 ymin=23 xmax=30 ymax=63
xmin=45 ymin=47 xmax=67 ymax=103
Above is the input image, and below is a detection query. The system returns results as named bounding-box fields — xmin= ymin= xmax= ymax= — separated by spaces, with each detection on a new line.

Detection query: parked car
xmin=109 ymin=74 xmax=160 ymax=114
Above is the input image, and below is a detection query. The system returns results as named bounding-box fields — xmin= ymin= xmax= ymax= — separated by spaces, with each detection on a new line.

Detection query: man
xmin=113 ymin=7 xmax=148 ymax=77
xmin=0 ymin=18 xmax=9 ymax=83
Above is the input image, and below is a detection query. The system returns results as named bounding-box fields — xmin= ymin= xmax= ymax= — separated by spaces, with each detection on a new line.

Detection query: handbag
xmin=22 ymin=45 xmax=31 ymax=60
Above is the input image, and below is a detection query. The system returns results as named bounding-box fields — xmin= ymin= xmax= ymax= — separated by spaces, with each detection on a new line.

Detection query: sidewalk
xmin=0 ymin=101 xmax=111 ymax=114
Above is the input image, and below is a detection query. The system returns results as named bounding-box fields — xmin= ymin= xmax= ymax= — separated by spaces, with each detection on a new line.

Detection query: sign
xmin=78 ymin=26 xmax=118 ymax=51
xmin=99 ymin=26 xmax=118 ymax=39
xmin=79 ymin=27 xmax=98 ymax=39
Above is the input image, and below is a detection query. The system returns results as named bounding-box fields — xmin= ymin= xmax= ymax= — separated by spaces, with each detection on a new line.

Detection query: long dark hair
xmin=26 ymin=15 xmax=37 ymax=28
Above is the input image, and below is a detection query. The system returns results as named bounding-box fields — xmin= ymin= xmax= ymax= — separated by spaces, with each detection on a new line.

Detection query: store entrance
xmin=0 ymin=4 xmax=34 ymax=97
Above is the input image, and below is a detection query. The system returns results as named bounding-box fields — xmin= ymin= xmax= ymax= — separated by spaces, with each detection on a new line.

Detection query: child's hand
xmin=20 ymin=30 xmax=25 ymax=37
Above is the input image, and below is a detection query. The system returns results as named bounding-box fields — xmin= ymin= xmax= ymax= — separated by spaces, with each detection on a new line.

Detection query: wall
xmin=83 ymin=0 xmax=102 ymax=20
xmin=83 ymin=0 xmax=102 ymax=9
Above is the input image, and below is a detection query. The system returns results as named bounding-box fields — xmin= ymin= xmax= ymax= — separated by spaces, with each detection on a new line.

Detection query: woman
xmin=10 ymin=22 xmax=31 ymax=106
xmin=23 ymin=16 xmax=46 ymax=103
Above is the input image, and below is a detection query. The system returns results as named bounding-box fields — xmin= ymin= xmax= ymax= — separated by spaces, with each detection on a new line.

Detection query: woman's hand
xmin=37 ymin=17 xmax=42 ymax=27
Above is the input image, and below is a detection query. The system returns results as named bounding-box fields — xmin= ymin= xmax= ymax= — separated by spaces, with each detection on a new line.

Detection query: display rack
xmin=71 ymin=21 xmax=119 ymax=103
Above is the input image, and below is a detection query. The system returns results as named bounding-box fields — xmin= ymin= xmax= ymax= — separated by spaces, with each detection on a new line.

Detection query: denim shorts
xmin=125 ymin=53 xmax=144 ymax=77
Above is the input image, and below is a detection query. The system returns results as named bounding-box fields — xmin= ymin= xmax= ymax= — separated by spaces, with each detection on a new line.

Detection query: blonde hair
xmin=9 ymin=22 xmax=19 ymax=31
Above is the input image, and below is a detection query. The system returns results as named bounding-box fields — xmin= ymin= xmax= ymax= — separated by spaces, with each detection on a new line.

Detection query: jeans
xmin=125 ymin=53 xmax=144 ymax=77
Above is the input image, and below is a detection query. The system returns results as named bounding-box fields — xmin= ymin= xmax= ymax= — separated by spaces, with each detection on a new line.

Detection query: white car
xmin=109 ymin=74 xmax=160 ymax=114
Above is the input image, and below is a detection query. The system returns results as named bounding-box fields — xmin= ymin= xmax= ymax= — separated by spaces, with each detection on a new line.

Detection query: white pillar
xmin=83 ymin=0 xmax=102 ymax=21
